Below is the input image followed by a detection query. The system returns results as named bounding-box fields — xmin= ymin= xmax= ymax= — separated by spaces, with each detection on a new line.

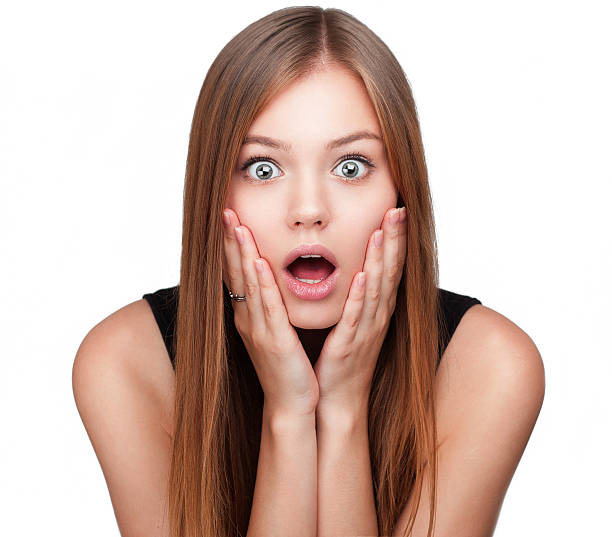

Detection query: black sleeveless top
xmin=142 ymin=285 xmax=482 ymax=371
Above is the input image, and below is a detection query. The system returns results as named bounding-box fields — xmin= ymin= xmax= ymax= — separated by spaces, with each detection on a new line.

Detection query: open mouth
xmin=286 ymin=255 xmax=336 ymax=284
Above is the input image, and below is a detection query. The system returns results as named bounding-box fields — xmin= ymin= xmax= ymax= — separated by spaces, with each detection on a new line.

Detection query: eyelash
xmin=238 ymin=152 xmax=376 ymax=184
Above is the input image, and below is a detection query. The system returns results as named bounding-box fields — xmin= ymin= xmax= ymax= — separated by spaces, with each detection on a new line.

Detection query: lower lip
xmin=282 ymin=267 xmax=340 ymax=300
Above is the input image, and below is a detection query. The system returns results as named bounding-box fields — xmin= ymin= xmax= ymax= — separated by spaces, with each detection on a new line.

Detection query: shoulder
xmin=435 ymin=303 xmax=545 ymax=446
xmin=72 ymin=297 xmax=176 ymax=437
xmin=71 ymin=298 xmax=176 ymax=535
xmin=394 ymin=305 xmax=544 ymax=534
xmin=393 ymin=305 xmax=545 ymax=535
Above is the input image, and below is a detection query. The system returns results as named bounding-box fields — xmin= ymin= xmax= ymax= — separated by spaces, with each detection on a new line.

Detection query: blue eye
xmin=240 ymin=155 xmax=281 ymax=182
xmin=238 ymin=152 xmax=375 ymax=184
xmin=332 ymin=154 xmax=374 ymax=181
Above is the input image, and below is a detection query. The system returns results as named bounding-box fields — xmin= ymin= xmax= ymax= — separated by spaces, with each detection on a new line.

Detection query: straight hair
xmin=170 ymin=6 xmax=442 ymax=536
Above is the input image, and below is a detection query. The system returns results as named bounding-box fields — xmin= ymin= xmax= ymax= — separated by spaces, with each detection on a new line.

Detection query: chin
xmin=287 ymin=309 xmax=339 ymax=330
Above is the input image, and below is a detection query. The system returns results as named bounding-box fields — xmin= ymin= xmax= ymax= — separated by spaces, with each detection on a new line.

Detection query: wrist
xmin=315 ymin=400 xmax=368 ymax=432
xmin=263 ymin=399 xmax=317 ymax=431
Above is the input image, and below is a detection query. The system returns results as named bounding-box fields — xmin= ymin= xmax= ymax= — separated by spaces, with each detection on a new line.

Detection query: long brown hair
xmin=170 ymin=6 xmax=441 ymax=536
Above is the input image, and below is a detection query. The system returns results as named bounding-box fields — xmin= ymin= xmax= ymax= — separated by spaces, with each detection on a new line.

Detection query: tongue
xmin=288 ymin=257 xmax=335 ymax=280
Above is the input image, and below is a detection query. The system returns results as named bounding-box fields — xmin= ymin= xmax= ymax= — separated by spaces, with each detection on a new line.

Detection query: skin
xmin=223 ymin=64 xmax=402 ymax=368
xmin=70 ymin=62 xmax=544 ymax=537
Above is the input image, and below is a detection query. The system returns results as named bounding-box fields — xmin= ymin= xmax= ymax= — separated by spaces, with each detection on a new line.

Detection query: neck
xmin=294 ymin=325 xmax=334 ymax=366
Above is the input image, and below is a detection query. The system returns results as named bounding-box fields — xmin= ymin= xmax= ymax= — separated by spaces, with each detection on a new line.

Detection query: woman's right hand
xmin=221 ymin=208 xmax=319 ymax=418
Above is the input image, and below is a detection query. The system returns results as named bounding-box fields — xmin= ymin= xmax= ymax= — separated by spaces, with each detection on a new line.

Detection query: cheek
xmin=339 ymin=212 xmax=380 ymax=260
xmin=236 ymin=216 xmax=278 ymax=265
xmin=224 ymin=191 xmax=272 ymax=246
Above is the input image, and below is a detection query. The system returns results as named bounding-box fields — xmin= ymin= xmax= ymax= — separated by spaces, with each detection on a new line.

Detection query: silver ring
xmin=228 ymin=289 xmax=246 ymax=302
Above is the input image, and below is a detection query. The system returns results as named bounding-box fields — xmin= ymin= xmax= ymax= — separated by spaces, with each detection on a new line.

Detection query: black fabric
xmin=142 ymin=285 xmax=482 ymax=371
xmin=142 ymin=285 xmax=179 ymax=366
xmin=436 ymin=288 xmax=482 ymax=370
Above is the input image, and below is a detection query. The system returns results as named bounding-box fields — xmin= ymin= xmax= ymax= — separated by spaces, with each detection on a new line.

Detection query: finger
xmin=332 ymin=270 xmax=367 ymax=347
xmin=253 ymin=256 xmax=292 ymax=334
xmin=397 ymin=206 xmax=407 ymax=289
xmin=234 ymin=224 xmax=266 ymax=332
xmin=380 ymin=206 xmax=406 ymax=312
xmin=359 ymin=225 xmax=385 ymax=326
xmin=222 ymin=208 xmax=245 ymax=304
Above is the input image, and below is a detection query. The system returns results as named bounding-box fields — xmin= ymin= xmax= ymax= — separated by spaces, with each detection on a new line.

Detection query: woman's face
xmin=225 ymin=65 xmax=399 ymax=329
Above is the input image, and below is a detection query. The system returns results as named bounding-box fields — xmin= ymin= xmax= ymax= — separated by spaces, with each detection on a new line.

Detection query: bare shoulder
xmin=72 ymin=298 xmax=176 ymax=536
xmin=73 ymin=298 xmax=176 ymax=434
xmin=435 ymin=303 xmax=546 ymax=445
xmin=392 ymin=304 xmax=546 ymax=536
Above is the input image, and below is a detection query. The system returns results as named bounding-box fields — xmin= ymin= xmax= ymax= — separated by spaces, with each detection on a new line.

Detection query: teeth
xmin=295 ymin=277 xmax=324 ymax=284
xmin=300 ymin=254 xmax=322 ymax=259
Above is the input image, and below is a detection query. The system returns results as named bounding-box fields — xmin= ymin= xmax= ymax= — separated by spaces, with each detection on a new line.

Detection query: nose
xmin=286 ymin=176 xmax=330 ymax=230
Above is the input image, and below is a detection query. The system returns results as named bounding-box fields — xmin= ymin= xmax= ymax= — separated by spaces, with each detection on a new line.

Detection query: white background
xmin=1 ymin=1 xmax=610 ymax=535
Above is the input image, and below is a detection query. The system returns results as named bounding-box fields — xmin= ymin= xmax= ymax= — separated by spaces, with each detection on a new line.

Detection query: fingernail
xmin=223 ymin=210 xmax=230 ymax=226
xmin=234 ymin=226 xmax=244 ymax=244
xmin=374 ymin=229 xmax=383 ymax=248
xmin=399 ymin=206 xmax=406 ymax=222
xmin=391 ymin=208 xmax=400 ymax=225
xmin=358 ymin=272 xmax=366 ymax=287
xmin=254 ymin=258 xmax=264 ymax=273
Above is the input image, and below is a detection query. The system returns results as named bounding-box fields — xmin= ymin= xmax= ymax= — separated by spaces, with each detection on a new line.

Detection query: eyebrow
xmin=242 ymin=130 xmax=382 ymax=152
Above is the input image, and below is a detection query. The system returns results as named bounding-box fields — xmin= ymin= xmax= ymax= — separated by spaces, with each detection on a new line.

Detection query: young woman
xmin=72 ymin=6 xmax=545 ymax=537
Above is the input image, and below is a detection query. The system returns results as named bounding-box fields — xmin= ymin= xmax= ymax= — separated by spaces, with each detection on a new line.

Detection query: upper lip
xmin=283 ymin=244 xmax=338 ymax=269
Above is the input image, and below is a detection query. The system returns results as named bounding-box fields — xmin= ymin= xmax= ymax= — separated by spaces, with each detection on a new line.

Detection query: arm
xmin=316 ymin=405 xmax=378 ymax=537
xmin=315 ymin=306 xmax=545 ymax=537
xmin=72 ymin=301 xmax=176 ymax=537
xmin=246 ymin=401 xmax=318 ymax=537
xmin=392 ymin=306 xmax=545 ymax=537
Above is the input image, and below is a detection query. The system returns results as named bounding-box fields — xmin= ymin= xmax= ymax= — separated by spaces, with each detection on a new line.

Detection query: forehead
xmin=246 ymin=66 xmax=382 ymax=148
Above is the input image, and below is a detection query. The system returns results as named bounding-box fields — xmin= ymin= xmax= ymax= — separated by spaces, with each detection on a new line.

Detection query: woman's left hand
xmin=313 ymin=205 xmax=407 ymax=421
